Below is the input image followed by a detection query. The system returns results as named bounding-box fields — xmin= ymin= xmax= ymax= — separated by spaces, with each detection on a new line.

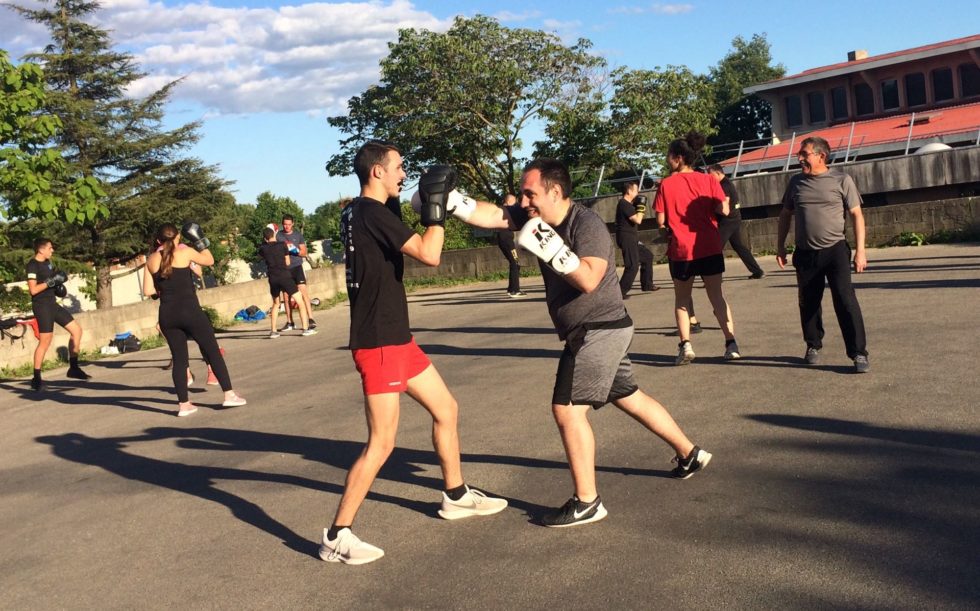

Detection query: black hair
xmin=33 ymin=237 xmax=52 ymax=253
xmin=523 ymin=158 xmax=572 ymax=199
xmin=706 ymin=164 xmax=725 ymax=175
xmin=667 ymin=131 xmax=707 ymax=168
xmin=263 ymin=227 xmax=276 ymax=241
xmin=353 ymin=140 xmax=401 ymax=186
xmin=281 ymin=214 xmax=294 ymax=223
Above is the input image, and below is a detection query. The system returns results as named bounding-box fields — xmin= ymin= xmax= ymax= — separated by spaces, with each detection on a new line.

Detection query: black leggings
xmin=159 ymin=303 xmax=232 ymax=402
xmin=618 ymin=237 xmax=654 ymax=295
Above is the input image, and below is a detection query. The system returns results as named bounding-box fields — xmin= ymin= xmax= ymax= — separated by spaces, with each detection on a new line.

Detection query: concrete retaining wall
xmin=1 ymin=265 xmax=346 ymax=371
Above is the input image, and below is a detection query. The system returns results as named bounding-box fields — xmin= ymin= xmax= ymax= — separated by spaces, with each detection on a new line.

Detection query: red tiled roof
xmin=757 ymin=34 xmax=980 ymax=87
xmin=721 ymin=101 xmax=980 ymax=167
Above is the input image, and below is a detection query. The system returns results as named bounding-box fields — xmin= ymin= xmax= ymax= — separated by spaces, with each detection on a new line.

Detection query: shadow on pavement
xmin=35 ymin=427 xmax=671 ymax=558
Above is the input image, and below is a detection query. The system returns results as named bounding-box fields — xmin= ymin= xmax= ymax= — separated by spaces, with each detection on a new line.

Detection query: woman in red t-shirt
xmin=654 ymin=131 xmax=740 ymax=365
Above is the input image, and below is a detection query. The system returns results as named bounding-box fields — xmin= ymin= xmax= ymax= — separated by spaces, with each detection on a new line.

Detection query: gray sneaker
xmin=319 ymin=528 xmax=384 ymax=565
xmin=853 ymin=354 xmax=870 ymax=373
xmin=438 ymin=486 xmax=508 ymax=520
xmin=724 ymin=340 xmax=741 ymax=360
xmin=675 ymin=341 xmax=695 ymax=366
xmin=804 ymin=347 xmax=820 ymax=365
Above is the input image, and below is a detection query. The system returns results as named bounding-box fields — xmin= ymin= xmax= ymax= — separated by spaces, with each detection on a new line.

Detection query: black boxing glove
xmin=181 ymin=222 xmax=211 ymax=251
xmin=633 ymin=195 xmax=647 ymax=215
xmin=417 ymin=165 xmax=457 ymax=227
xmin=47 ymin=270 xmax=68 ymax=288
xmin=54 ymin=284 xmax=68 ymax=298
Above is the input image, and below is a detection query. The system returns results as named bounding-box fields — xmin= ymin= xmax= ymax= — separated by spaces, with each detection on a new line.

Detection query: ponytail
xmin=667 ymin=130 xmax=707 ymax=168
xmin=155 ymin=223 xmax=179 ymax=279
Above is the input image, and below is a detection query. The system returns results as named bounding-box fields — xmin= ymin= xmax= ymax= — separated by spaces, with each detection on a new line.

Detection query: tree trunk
xmin=95 ymin=264 xmax=113 ymax=309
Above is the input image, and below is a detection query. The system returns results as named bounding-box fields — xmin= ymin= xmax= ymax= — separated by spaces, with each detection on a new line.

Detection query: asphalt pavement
xmin=1 ymin=243 xmax=978 ymax=610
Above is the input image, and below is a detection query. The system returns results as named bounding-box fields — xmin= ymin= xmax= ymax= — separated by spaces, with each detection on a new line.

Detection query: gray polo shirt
xmin=781 ymin=170 xmax=863 ymax=250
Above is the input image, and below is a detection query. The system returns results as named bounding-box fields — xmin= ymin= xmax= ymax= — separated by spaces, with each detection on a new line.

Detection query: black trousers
xmin=160 ymin=301 xmax=233 ymax=402
xmin=718 ymin=218 xmax=763 ymax=276
xmin=792 ymin=240 xmax=868 ymax=358
xmin=618 ymin=236 xmax=653 ymax=296
xmin=497 ymin=234 xmax=521 ymax=293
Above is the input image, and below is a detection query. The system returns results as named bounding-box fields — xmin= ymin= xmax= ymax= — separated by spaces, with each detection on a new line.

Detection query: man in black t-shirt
xmin=496 ymin=193 xmax=525 ymax=296
xmin=24 ymin=237 xmax=89 ymax=391
xmin=707 ymin=165 xmax=764 ymax=279
xmin=319 ymin=141 xmax=506 ymax=566
xmin=614 ymin=177 xmax=656 ymax=297
xmin=258 ymin=227 xmax=314 ymax=338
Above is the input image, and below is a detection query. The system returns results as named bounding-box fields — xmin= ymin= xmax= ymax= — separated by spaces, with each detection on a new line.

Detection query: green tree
xmin=325 ymin=15 xmax=605 ymax=201
xmin=240 ymin=191 xmax=304 ymax=262
xmin=8 ymin=0 xmax=224 ymax=307
xmin=306 ymin=199 xmax=345 ymax=242
xmin=0 ymin=49 xmax=105 ymax=224
xmin=708 ymin=34 xmax=786 ymax=148
xmin=543 ymin=65 xmax=715 ymax=181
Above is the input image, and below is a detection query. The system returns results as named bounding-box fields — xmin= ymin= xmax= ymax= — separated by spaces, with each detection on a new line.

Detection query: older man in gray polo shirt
xmin=776 ymin=136 xmax=870 ymax=373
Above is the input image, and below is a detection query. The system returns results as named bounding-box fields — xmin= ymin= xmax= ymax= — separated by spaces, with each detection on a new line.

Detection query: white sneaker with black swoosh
xmin=540 ymin=495 xmax=608 ymax=528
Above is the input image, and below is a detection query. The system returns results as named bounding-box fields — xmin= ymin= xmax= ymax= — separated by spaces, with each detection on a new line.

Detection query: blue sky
xmin=3 ymin=1 xmax=978 ymax=212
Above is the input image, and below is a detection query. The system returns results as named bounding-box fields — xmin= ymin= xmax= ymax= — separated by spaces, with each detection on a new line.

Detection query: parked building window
xmin=960 ymin=63 xmax=980 ymax=98
xmin=905 ymin=73 xmax=927 ymax=106
xmin=831 ymin=86 xmax=848 ymax=120
xmin=807 ymin=91 xmax=826 ymax=123
xmin=932 ymin=67 xmax=954 ymax=102
xmin=854 ymin=83 xmax=875 ymax=115
xmin=881 ymin=79 xmax=900 ymax=110
xmin=785 ymin=95 xmax=803 ymax=127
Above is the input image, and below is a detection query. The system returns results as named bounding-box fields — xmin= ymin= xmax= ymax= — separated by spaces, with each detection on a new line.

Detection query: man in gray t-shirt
xmin=276 ymin=214 xmax=315 ymax=329
xmin=777 ymin=136 xmax=869 ymax=372
xmin=454 ymin=158 xmax=713 ymax=528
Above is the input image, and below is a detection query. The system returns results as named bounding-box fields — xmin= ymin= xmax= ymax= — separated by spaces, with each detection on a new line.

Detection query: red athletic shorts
xmin=352 ymin=339 xmax=432 ymax=395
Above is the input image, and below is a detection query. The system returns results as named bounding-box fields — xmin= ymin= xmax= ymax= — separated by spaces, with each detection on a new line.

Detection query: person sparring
xmin=144 ymin=223 xmax=246 ymax=416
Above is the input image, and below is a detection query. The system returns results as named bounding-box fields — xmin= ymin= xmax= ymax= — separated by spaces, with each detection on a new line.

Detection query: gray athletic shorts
xmin=553 ymin=320 xmax=638 ymax=408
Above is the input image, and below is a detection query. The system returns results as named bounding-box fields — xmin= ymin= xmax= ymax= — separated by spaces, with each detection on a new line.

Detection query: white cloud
xmin=2 ymin=0 xmax=448 ymax=115
xmin=491 ymin=10 xmax=542 ymax=22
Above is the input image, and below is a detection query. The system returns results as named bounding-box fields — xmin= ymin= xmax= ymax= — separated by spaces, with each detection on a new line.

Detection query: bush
xmin=202 ymin=306 xmax=222 ymax=330
xmin=0 ymin=286 xmax=31 ymax=315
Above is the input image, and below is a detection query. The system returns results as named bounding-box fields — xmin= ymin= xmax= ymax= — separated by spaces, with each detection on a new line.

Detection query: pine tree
xmin=7 ymin=0 xmax=228 ymax=307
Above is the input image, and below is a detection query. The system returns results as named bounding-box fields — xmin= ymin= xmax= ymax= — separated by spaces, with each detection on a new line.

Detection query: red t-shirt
xmin=654 ymin=172 xmax=726 ymax=261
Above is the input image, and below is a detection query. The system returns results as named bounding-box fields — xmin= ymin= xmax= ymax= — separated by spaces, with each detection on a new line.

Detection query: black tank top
xmin=153 ymin=267 xmax=198 ymax=305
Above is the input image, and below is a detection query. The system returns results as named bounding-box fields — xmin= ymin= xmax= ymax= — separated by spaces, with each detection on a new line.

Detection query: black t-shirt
xmin=25 ymin=258 xmax=56 ymax=304
xmin=614 ymin=198 xmax=639 ymax=240
xmin=341 ymin=196 xmax=417 ymax=350
xmin=259 ymin=241 xmax=290 ymax=276
xmin=717 ymin=177 xmax=742 ymax=223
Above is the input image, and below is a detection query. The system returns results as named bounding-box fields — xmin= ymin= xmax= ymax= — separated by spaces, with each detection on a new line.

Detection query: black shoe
xmin=749 ymin=272 xmax=765 ymax=279
xmin=853 ymin=354 xmax=870 ymax=373
xmin=66 ymin=367 xmax=91 ymax=380
xmin=641 ymin=286 xmax=660 ymax=292
xmin=691 ymin=322 xmax=702 ymax=334
xmin=279 ymin=323 xmax=295 ymax=332
xmin=540 ymin=496 xmax=608 ymax=528
xmin=309 ymin=318 xmax=317 ymax=330
xmin=30 ymin=378 xmax=44 ymax=392
xmin=671 ymin=446 xmax=712 ymax=479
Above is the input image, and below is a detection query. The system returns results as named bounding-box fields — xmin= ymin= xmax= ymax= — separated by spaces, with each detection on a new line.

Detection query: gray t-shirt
xmin=540 ymin=202 xmax=628 ymax=341
xmin=781 ymin=170 xmax=863 ymax=250
xmin=276 ymin=229 xmax=305 ymax=268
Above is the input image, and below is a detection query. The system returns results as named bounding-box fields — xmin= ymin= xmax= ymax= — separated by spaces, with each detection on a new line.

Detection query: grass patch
xmin=404 ymin=268 xmax=541 ymax=292
xmin=0 ymin=333 xmax=170 ymax=379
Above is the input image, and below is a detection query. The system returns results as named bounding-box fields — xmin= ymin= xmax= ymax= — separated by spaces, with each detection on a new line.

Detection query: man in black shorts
xmin=452 ymin=158 xmax=712 ymax=527
xmin=318 ymin=141 xmax=506 ymax=565
xmin=276 ymin=215 xmax=315 ymax=330
xmin=25 ymin=238 xmax=90 ymax=390
xmin=259 ymin=227 xmax=315 ymax=338
xmin=496 ymin=193 xmax=526 ymax=297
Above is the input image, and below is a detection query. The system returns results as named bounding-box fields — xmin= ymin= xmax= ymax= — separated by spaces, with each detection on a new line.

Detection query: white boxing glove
xmin=446 ymin=190 xmax=476 ymax=222
xmin=516 ymin=217 xmax=580 ymax=275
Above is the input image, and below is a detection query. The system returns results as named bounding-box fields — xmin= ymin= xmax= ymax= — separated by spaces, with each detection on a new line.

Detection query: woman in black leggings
xmin=144 ymin=223 xmax=246 ymax=417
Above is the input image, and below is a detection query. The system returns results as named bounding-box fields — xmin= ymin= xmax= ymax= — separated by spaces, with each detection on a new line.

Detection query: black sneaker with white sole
xmin=540 ymin=495 xmax=608 ymax=528
xmin=671 ymin=446 xmax=712 ymax=479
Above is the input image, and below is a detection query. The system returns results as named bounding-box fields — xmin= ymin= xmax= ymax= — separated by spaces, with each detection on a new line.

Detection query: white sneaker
xmin=301 ymin=328 xmax=317 ymax=336
xmin=318 ymin=528 xmax=384 ymax=565
xmin=675 ymin=341 xmax=695 ymax=366
xmin=269 ymin=332 xmax=281 ymax=339
xmin=438 ymin=486 xmax=508 ymax=520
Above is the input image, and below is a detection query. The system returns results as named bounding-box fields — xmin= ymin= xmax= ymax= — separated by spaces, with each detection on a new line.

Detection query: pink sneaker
xmin=206 ymin=367 xmax=219 ymax=386
xmin=177 ymin=403 xmax=198 ymax=417
xmin=222 ymin=394 xmax=247 ymax=408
